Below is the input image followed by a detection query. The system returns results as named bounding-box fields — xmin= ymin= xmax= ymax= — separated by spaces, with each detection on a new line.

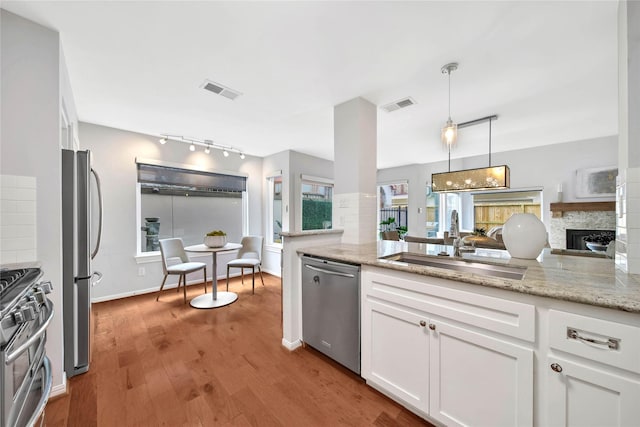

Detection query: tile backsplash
xmin=0 ymin=175 xmax=37 ymax=264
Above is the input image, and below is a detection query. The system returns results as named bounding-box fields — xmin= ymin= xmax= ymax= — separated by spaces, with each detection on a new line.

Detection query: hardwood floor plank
xmin=46 ymin=274 xmax=434 ymax=426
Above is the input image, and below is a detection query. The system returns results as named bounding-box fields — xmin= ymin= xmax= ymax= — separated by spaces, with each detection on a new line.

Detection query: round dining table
xmin=184 ymin=242 xmax=242 ymax=309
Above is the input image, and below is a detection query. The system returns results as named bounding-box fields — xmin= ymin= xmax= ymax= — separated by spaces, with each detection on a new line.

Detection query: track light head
xmin=223 ymin=150 xmax=229 ymax=157
xmin=204 ymin=145 xmax=211 ymax=154
xmin=159 ymin=137 xmax=167 ymax=145
xmin=240 ymin=153 xmax=245 ymax=160
xmin=189 ymin=143 xmax=195 ymax=152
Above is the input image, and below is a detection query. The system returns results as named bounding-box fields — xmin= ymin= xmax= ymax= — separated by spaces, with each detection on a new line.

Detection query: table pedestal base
xmin=190 ymin=291 xmax=238 ymax=309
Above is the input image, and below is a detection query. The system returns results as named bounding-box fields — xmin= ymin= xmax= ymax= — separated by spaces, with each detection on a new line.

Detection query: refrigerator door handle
xmin=91 ymin=167 xmax=103 ymax=260
xmin=91 ymin=271 xmax=103 ymax=287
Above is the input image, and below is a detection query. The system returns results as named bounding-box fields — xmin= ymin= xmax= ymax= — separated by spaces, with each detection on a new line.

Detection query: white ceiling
xmin=2 ymin=1 xmax=619 ymax=169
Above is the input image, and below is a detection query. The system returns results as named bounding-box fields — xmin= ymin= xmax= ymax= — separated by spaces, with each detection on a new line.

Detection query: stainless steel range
xmin=0 ymin=267 xmax=53 ymax=427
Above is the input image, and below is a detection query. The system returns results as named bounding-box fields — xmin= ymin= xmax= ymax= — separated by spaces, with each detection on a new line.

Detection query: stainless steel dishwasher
xmin=301 ymin=256 xmax=360 ymax=374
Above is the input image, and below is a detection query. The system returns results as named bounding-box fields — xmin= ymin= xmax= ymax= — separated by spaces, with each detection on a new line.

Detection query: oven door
xmin=2 ymin=299 xmax=53 ymax=427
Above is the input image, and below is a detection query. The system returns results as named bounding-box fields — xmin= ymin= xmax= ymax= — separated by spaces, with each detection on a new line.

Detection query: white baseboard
xmin=91 ymin=272 xmax=244 ymax=303
xmin=281 ymin=338 xmax=302 ymax=351
xmin=50 ymin=377 xmax=67 ymax=398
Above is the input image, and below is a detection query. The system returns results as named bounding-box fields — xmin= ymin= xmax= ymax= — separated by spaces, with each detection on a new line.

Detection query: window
xmin=426 ymin=185 xmax=440 ymax=237
xmin=378 ymin=182 xmax=408 ymax=237
xmin=439 ymin=192 xmax=461 ymax=235
xmin=472 ymin=190 xmax=542 ymax=232
xmin=137 ymin=162 xmax=247 ymax=253
xmin=268 ymin=175 xmax=283 ymax=245
xmin=301 ymin=177 xmax=333 ymax=231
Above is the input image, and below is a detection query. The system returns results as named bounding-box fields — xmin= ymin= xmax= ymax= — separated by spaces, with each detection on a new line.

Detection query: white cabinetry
xmin=430 ymin=319 xmax=533 ymax=427
xmin=546 ymin=309 xmax=640 ymax=427
xmin=361 ymin=267 xmax=534 ymax=426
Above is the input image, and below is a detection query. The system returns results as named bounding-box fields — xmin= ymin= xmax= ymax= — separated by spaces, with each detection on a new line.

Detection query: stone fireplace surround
xmin=549 ymin=202 xmax=616 ymax=250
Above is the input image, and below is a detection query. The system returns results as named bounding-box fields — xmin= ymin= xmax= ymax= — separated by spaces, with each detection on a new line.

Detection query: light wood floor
xmin=45 ymin=273 xmax=433 ymax=426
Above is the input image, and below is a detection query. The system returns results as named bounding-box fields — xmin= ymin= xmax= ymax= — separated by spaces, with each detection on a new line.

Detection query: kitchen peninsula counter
xmin=299 ymin=241 xmax=640 ymax=313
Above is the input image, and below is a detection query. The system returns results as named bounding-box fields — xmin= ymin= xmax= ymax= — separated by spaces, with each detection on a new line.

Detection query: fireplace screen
xmin=566 ymin=229 xmax=615 ymax=250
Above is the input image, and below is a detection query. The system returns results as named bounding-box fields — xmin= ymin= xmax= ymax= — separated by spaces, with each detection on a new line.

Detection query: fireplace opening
xmin=566 ymin=229 xmax=615 ymax=250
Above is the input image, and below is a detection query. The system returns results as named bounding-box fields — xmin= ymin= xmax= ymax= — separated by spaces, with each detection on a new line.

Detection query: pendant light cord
xmin=488 ymin=117 xmax=492 ymax=167
xmin=448 ymin=70 xmax=452 ymax=119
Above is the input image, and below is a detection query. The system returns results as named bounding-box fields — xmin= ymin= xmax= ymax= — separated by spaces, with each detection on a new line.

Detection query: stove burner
xmin=0 ymin=269 xmax=29 ymax=293
xmin=0 ymin=268 xmax=43 ymax=319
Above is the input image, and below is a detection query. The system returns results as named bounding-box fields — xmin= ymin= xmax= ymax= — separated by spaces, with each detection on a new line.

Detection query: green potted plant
xmin=204 ymin=230 xmax=227 ymax=248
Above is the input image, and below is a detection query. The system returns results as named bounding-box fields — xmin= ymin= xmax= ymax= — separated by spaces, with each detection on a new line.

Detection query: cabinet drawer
xmin=363 ymin=268 xmax=535 ymax=342
xmin=549 ymin=309 xmax=640 ymax=374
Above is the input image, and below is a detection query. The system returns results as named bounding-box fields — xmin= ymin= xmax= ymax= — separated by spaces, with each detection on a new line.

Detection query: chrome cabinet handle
xmin=550 ymin=363 xmax=563 ymax=373
xmin=419 ymin=320 xmax=426 ymax=327
xmin=429 ymin=323 xmax=436 ymax=331
xmin=567 ymin=328 xmax=620 ymax=350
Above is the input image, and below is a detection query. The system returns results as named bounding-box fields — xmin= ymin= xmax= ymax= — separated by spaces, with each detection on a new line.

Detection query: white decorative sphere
xmin=204 ymin=235 xmax=227 ymax=248
xmin=502 ymin=213 xmax=547 ymax=259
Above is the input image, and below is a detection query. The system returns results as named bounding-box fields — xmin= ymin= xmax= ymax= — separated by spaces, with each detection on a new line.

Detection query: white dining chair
xmin=226 ymin=236 xmax=265 ymax=294
xmin=157 ymin=238 xmax=207 ymax=303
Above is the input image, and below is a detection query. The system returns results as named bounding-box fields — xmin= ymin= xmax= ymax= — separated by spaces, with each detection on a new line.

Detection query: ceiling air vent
xmin=381 ymin=97 xmax=416 ymax=113
xmin=201 ymin=80 xmax=242 ymax=100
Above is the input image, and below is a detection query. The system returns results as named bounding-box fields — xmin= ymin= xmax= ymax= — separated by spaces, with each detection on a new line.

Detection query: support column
xmin=333 ymin=97 xmax=377 ymax=244
xmin=616 ymin=0 xmax=640 ymax=273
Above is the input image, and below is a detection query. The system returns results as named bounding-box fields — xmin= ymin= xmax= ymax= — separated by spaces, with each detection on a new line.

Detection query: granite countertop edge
xmin=298 ymin=242 xmax=640 ymax=314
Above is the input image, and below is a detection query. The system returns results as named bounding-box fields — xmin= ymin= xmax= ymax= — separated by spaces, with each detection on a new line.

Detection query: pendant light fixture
xmin=432 ymin=115 xmax=510 ymax=192
xmin=441 ymin=62 xmax=458 ymax=148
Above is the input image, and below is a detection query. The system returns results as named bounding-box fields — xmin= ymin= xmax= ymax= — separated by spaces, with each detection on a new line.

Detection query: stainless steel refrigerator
xmin=62 ymin=149 xmax=103 ymax=378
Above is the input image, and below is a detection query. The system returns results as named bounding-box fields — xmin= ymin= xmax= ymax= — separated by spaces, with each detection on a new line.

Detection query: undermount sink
xmin=380 ymin=252 xmax=527 ymax=280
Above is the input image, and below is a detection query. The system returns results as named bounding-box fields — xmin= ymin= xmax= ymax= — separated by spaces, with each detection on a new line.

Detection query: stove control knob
xmin=20 ymin=305 xmax=36 ymax=322
xmin=13 ymin=311 xmax=25 ymax=324
xmin=27 ymin=300 xmax=41 ymax=314
xmin=40 ymin=281 xmax=53 ymax=294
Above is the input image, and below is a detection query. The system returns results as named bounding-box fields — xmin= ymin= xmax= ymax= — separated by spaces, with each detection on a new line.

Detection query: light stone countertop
xmin=298 ymin=241 xmax=640 ymax=313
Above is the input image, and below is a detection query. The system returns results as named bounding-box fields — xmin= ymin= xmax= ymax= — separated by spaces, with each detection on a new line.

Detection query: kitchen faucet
xmin=450 ymin=210 xmax=461 ymax=256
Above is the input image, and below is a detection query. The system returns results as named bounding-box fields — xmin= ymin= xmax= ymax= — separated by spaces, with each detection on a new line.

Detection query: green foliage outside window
xmin=302 ymin=199 xmax=332 ymax=230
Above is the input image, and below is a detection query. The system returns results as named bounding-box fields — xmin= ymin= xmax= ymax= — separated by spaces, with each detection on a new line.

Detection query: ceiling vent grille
xmin=381 ymin=97 xmax=416 ymax=113
xmin=201 ymin=80 xmax=242 ymax=100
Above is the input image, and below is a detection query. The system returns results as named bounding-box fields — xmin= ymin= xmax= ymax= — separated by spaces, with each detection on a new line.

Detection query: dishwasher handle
xmin=304 ymin=264 xmax=356 ymax=278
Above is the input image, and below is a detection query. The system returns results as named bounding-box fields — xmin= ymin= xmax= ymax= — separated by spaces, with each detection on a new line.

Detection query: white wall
xmin=78 ymin=122 xmax=264 ymax=300
xmin=1 ymin=9 xmax=67 ymax=394
xmin=377 ymin=135 xmax=618 ymax=236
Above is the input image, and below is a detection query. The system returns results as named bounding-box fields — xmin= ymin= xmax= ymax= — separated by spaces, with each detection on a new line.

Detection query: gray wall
xmin=79 ymin=122 xmax=264 ymax=300
xmin=377 ymin=135 xmax=617 ymax=236
xmin=1 ymin=9 xmax=67 ymax=393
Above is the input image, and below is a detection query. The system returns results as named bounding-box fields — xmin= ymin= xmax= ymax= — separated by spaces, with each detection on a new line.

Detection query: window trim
xmin=300 ymin=174 xmax=334 ymax=231
xmin=267 ymin=173 xmax=284 ymax=248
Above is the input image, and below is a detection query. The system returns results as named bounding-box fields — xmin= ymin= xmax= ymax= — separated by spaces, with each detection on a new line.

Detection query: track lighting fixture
xmin=158 ymin=135 xmax=245 ymax=159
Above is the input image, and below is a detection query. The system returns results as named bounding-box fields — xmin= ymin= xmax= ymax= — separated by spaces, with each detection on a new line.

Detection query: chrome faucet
xmin=453 ymin=237 xmax=462 ymax=257
xmin=450 ymin=209 xmax=461 ymax=256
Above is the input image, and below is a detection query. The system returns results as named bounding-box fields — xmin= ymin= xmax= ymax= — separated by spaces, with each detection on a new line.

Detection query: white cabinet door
xmin=547 ymin=356 xmax=640 ymax=427
xmin=362 ymin=299 xmax=430 ymax=413
xmin=429 ymin=320 xmax=534 ymax=427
